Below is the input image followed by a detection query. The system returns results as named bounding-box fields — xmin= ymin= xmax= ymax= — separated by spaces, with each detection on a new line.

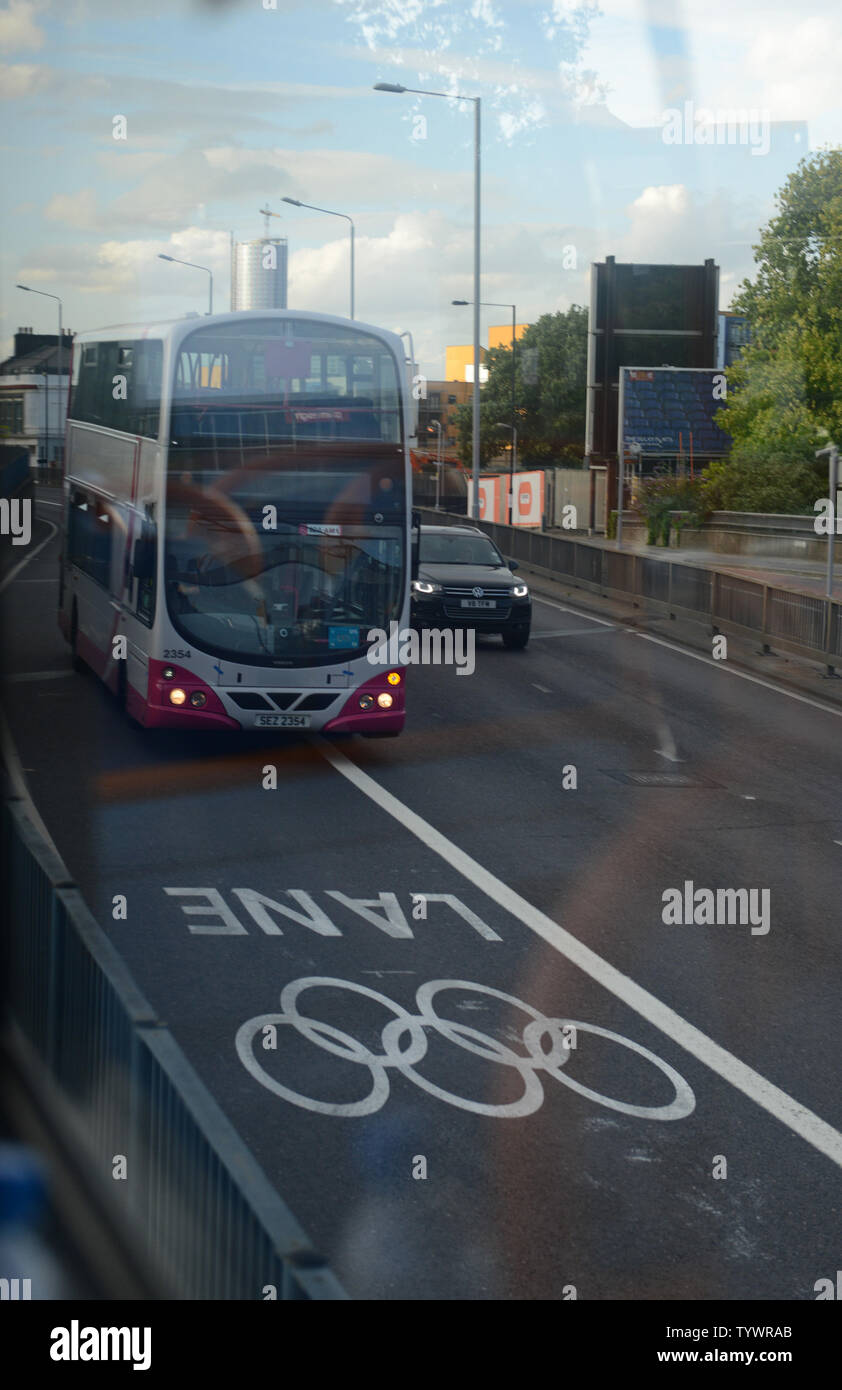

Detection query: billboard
xmin=618 ymin=367 xmax=731 ymax=460
xmin=467 ymin=471 xmax=545 ymax=526
xmin=586 ymin=257 xmax=719 ymax=464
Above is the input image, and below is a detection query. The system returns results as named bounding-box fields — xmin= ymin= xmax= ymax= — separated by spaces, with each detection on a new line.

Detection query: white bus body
xmin=58 ymin=311 xmax=412 ymax=734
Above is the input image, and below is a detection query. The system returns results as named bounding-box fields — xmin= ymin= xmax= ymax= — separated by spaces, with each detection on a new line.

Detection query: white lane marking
xmin=318 ymin=738 xmax=842 ymax=1171
xmin=530 ymin=627 xmax=617 ymax=639
xmin=532 ymin=594 xmax=616 ymax=628
xmin=532 ymin=683 xmax=552 ymax=694
xmin=537 ymin=591 xmax=842 ymax=722
xmin=0 ymin=705 xmax=63 ymax=859
xmin=0 ymin=520 xmax=57 ymax=594
xmin=3 ymin=670 xmax=72 ymax=683
xmin=631 ymin=629 xmax=842 ymax=721
xmin=0 ymin=517 xmax=65 ymax=860
xmin=236 ymin=976 xmax=695 ymax=1121
xmin=654 ymin=721 xmax=683 ymax=763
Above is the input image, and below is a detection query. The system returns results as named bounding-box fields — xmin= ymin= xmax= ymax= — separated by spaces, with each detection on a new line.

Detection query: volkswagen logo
xmin=472 ymin=586 xmax=484 ymax=598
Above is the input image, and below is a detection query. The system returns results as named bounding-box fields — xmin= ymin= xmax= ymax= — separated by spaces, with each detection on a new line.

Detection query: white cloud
xmin=616 ymin=182 xmax=766 ymax=306
xmin=0 ymin=60 xmax=49 ymax=97
xmin=0 ymin=1 xmax=45 ymax=52
xmin=44 ymin=188 xmax=98 ymax=229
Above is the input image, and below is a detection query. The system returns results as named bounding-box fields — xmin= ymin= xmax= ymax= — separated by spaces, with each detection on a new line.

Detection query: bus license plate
xmin=254 ymin=713 xmax=312 ymax=728
xmin=461 ymin=599 xmax=495 ymax=609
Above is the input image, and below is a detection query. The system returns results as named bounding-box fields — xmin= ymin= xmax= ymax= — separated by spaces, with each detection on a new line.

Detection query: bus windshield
xmin=164 ymin=515 xmax=403 ymax=665
xmin=170 ymin=318 xmax=403 ymax=448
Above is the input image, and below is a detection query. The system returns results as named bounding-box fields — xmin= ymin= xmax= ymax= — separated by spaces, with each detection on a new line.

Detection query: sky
xmin=1 ymin=0 xmax=839 ymax=377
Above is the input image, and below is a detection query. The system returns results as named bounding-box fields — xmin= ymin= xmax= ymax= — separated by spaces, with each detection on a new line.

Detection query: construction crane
xmin=258 ymin=205 xmax=283 ymax=236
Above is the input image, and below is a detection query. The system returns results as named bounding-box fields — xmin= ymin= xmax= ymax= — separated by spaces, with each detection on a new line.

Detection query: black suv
xmin=411 ymin=524 xmax=532 ymax=649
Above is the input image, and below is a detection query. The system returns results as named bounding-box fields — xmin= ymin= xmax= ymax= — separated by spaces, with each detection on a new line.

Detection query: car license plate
xmin=254 ymin=713 xmax=312 ymax=728
xmin=461 ymin=599 xmax=495 ymax=609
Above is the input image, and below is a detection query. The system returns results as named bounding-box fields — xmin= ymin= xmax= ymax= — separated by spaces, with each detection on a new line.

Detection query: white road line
xmin=318 ymin=738 xmax=842 ymax=1172
xmin=0 ymin=705 xmax=63 ymax=860
xmin=533 ymin=594 xmax=617 ymax=627
xmin=532 ymin=683 xmax=552 ymax=694
xmin=0 ymin=517 xmax=65 ymax=860
xmin=530 ymin=627 xmax=617 ymax=639
xmin=631 ymin=629 xmax=842 ymax=721
xmin=3 ymin=670 xmax=72 ymax=683
xmin=0 ymin=521 xmax=57 ymax=595
xmin=536 ymin=590 xmax=842 ymax=722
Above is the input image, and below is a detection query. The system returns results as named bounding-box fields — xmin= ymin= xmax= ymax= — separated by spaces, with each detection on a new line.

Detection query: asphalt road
xmin=3 ymin=488 xmax=842 ymax=1300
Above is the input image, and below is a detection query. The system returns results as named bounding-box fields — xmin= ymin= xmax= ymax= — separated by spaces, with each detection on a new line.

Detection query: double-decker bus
xmin=58 ymin=311 xmax=414 ymax=735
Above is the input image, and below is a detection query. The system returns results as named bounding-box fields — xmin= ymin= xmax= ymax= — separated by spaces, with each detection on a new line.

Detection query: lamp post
xmin=17 ymin=284 xmax=63 ymax=468
xmin=282 ymin=198 xmax=355 ymax=319
xmin=430 ymin=419 xmax=443 ymax=510
xmin=377 ymin=82 xmax=481 ymax=519
xmin=495 ymin=423 xmax=518 ymax=524
xmin=453 ymin=298 xmax=517 ymax=470
xmin=817 ymin=441 xmax=840 ymax=599
xmin=157 ymin=254 xmax=213 ymax=314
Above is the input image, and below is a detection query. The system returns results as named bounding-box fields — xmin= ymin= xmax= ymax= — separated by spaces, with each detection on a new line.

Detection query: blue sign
xmin=328 ymin=626 xmax=360 ymax=649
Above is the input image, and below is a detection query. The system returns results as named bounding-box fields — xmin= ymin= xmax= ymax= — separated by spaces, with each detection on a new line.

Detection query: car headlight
xmin=513 ymin=583 xmax=529 ymax=597
xmin=412 ymin=580 xmax=441 ymax=594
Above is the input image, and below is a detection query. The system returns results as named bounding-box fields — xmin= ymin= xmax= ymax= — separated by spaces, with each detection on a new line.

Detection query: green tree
xmin=455 ymin=306 xmax=588 ymax=469
xmin=707 ymin=147 xmax=842 ymax=509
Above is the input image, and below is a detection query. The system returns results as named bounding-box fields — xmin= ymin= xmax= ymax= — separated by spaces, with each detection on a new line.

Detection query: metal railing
xmin=420 ymin=508 xmax=842 ymax=674
xmin=3 ymin=801 xmax=347 ymax=1300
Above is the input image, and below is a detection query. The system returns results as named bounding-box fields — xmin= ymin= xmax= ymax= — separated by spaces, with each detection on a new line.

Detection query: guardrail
xmin=420 ymin=508 xmax=842 ymax=674
xmin=3 ymin=800 xmax=347 ymax=1300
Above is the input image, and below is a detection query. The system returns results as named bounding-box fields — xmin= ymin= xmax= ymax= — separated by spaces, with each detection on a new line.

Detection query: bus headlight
xmin=169 ymin=687 xmax=187 ymax=706
xmin=359 ymin=694 xmax=375 ymax=710
xmin=162 ymin=666 xmax=175 ymax=679
xmin=189 ymin=691 xmax=207 ymax=708
xmin=377 ymin=692 xmax=393 ymax=709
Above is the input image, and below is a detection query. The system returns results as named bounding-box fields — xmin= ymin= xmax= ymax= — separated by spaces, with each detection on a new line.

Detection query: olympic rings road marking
xmin=235 ymin=977 xmax=696 ymax=1121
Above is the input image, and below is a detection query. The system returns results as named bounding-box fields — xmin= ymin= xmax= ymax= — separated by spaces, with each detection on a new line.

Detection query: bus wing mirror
xmin=133 ymin=529 xmax=156 ymax=581
xmin=411 ymin=509 xmax=421 ymax=581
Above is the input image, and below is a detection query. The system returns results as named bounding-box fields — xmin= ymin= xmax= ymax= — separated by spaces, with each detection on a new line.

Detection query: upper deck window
xmin=170 ymin=318 xmax=403 ymax=449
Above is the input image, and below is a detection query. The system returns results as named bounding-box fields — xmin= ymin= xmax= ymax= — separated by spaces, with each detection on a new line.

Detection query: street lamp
xmin=456 ymin=298 xmax=519 ymax=520
xmin=17 ymin=284 xmax=63 ymax=469
xmin=817 ymin=441 xmax=840 ymax=600
xmin=377 ymin=81 xmax=482 ymax=519
xmin=495 ymin=423 xmax=518 ymax=524
xmin=429 ymin=419 xmax=443 ymax=510
xmin=282 ymin=197 xmax=355 ymax=319
xmin=157 ymin=254 xmax=213 ymax=314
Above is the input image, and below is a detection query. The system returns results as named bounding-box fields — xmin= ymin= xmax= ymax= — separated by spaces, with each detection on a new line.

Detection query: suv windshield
xmin=419 ymin=532 xmax=503 ymax=566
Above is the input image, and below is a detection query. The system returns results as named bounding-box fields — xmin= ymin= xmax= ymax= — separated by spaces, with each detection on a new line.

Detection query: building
xmin=445 ymin=324 xmax=529 ymax=384
xmin=230 ymin=238 xmax=289 ymax=311
xmin=417 ymin=379 xmax=473 ymax=456
xmin=0 ymin=326 xmax=74 ymax=469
